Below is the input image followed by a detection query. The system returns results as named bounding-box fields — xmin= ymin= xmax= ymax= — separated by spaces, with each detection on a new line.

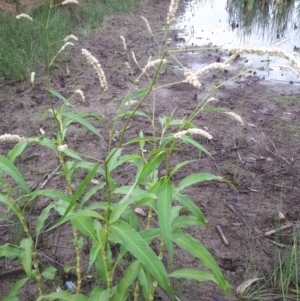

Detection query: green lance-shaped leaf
xmin=29 ymin=189 xmax=70 ymax=203
xmin=106 ymin=147 xmax=122 ymax=173
xmin=169 ymin=269 xmax=218 ymax=284
xmin=0 ymin=156 xmax=29 ymax=193
xmin=174 ymin=193 xmax=207 ymax=225
xmin=175 ymin=173 xmax=223 ymax=195
xmin=7 ymin=140 xmax=28 ymax=163
xmin=88 ymin=286 xmax=105 ymax=301
xmin=80 ymin=182 xmax=105 ymax=206
xmin=89 ymin=241 xmax=102 ymax=271
xmin=27 ymin=136 xmax=57 ymax=152
xmin=0 ymin=244 xmax=22 ymax=259
xmin=169 ymin=159 xmax=197 ymax=177
xmin=121 ymin=88 xmax=150 ymax=107
xmin=64 ymin=112 xmax=103 ymax=139
xmin=114 ymin=261 xmax=141 ymax=301
xmin=50 ymin=210 xmax=105 ymax=231
xmin=48 ymin=89 xmax=72 ymax=106
xmin=156 ymin=177 xmax=174 ymax=263
xmin=36 ymin=291 xmax=88 ymax=301
xmin=180 ymin=135 xmax=212 ymax=158
xmin=0 ymin=193 xmax=17 ymax=214
xmin=53 ymin=162 xmax=100 ymax=227
xmin=136 ymin=152 xmax=164 ymax=186
xmin=20 ymin=238 xmax=33 ymax=278
xmin=110 ymin=220 xmax=173 ymax=295
xmin=172 ymin=216 xmax=207 ymax=229
xmin=173 ymin=230 xmax=228 ymax=294
xmin=35 ymin=203 xmax=55 ymax=245
xmin=42 ymin=266 xmax=57 ymax=280
xmin=7 ymin=277 xmax=28 ymax=298
xmin=71 ymin=216 xmax=97 ymax=241
xmin=138 ymin=267 xmax=151 ymax=300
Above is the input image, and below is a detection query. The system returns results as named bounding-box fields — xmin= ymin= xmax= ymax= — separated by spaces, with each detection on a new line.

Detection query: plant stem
xmin=148 ymin=237 xmax=165 ymax=301
xmin=58 ymin=152 xmax=82 ymax=293
xmin=4 ymin=181 xmax=43 ymax=296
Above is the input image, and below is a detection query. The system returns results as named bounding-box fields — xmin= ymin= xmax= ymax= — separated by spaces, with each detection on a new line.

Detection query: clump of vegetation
xmin=1 ymin=0 xmax=300 ymax=300
xmin=0 ymin=0 xmax=143 ymax=81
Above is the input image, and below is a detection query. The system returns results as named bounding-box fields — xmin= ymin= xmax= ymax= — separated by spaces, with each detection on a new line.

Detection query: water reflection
xmin=227 ymin=0 xmax=300 ymax=44
xmin=175 ymin=0 xmax=300 ymax=82
xmin=175 ymin=0 xmax=300 ymax=48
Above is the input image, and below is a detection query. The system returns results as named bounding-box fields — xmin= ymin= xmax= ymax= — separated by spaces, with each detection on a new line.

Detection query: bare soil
xmin=1 ymin=0 xmax=300 ymax=300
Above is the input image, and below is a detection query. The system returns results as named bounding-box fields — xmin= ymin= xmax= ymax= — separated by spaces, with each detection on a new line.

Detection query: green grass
xmin=0 ymin=0 xmax=144 ymax=81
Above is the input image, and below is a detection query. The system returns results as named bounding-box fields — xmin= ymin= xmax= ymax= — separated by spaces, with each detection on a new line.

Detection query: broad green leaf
xmin=114 ymin=261 xmax=141 ymax=301
xmin=94 ymin=220 xmax=102 ymax=242
xmin=74 ymin=161 xmax=105 ymax=176
xmin=106 ymin=148 xmax=122 ymax=173
xmin=20 ymin=238 xmax=32 ymax=278
xmin=113 ymin=154 xmax=143 ymax=169
xmin=156 ymin=177 xmax=174 ymax=263
xmin=28 ymin=189 xmax=70 ymax=203
xmin=173 ymin=230 xmax=228 ymax=294
xmin=140 ymin=229 xmax=161 ymax=244
xmin=48 ymin=89 xmax=71 ymax=105
xmin=136 ymin=152 xmax=164 ymax=186
xmin=170 ymin=206 xmax=182 ymax=223
xmin=0 ymin=244 xmax=22 ymax=259
xmin=88 ymin=286 xmax=104 ymax=301
xmin=61 ymin=148 xmax=83 ymax=161
xmin=124 ymin=136 xmax=159 ymax=147
xmin=50 ymin=210 xmax=105 ymax=231
xmin=64 ymin=112 xmax=103 ymax=139
xmin=175 ymin=193 xmax=207 ymax=224
xmin=0 ymin=156 xmax=29 ymax=192
xmin=138 ymin=267 xmax=151 ymax=300
xmin=27 ymin=136 xmax=57 ymax=152
xmin=170 ymin=160 xmax=197 ymax=178
xmin=94 ymin=247 xmax=111 ymax=286
xmin=110 ymin=187 xmax=156 ymax=224
xmin=169 ymin=269 xmax=218 ymax=284
xmin=35 ymin=203 xmax=55 ymax=245
xmin=110 ymin=196 xmax=139 ymax=225
xmin=123 ymin=209 xmax=140 ymax=232
xmin=55 ymin=162 xmax=100 ymax=226
xmin=7 ymin=141 xmax=28 ymax=163
xmin=121 ymin=88 xmax=150 ymax=107
xmin=7 ymin=277 xmax=28 ymax=297
xmin=42 ymin=266 xmax=57 ymax=280
xmin=110 ymin=220 xmax=173 ymax=294
xmin=89 ymin=241 xmax=102 ymax=271
xmin=71 ymin=216 xmax=97 ymax=241
xmin=172 ymin=216 xmax=206 ymax=228
xmin=113 ymin=244 xmax=127 ymax=271
xmin=175 ymin=173 xmax=223 ymax=195
xmin=36 ymin=291 xmax=88 ymax=301
xmin=0 ymin=193 xmax=17 ymax=214
xmin=80 ymin=182 xmax=105 ymax=206
xmin=180 ymin=135 xmax=211 ymax=157
xmin=113 ymin=186 xmax=156 ymax=199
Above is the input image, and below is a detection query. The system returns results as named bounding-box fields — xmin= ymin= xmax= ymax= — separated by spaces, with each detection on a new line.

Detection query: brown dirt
xmin=1 ymin=0 xmax=300 ymax=300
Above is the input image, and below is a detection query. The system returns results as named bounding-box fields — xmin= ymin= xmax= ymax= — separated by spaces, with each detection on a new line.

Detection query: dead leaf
xmin=135 ymin=208 xmax=146 ymax=216
xmin=236 ymin=278 xmax=261 ymax=295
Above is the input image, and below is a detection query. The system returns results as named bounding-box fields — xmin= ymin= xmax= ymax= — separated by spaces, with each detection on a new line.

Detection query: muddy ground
xmin=1 ymin=0 xmax=300 ymax=300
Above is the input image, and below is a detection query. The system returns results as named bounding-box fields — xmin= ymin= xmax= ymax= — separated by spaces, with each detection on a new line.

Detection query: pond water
xmin=174 ymin=0 xmax=300 ymax=82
